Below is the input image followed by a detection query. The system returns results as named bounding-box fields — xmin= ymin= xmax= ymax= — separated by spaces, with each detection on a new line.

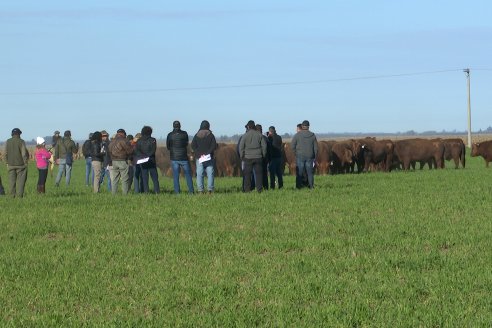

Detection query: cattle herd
xmin=152 ymin=137 xmax=492 ymax=178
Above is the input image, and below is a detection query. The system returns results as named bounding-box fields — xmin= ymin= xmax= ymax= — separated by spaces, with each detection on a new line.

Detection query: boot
xmin=40 ymin=185 xmax=46 ymax=194
xmin=0 ymin=185 xmax=5 ymax=195
xmin=37 ymin=185 xmax=42 ymax=193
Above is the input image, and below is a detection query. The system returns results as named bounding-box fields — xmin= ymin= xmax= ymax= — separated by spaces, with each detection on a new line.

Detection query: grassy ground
xmin=1 ymin=155 xmax=492 ymax=326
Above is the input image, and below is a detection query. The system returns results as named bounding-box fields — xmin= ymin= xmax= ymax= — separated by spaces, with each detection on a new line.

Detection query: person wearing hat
xmin=54 ymin=130 xmax=79 ymax=187
xmin=239 ymin=120 xmax=267 ymax=192
xmin=191 ymin=120 xmax=217 ymax=193
xmin=34 ymin=137 xmax=51 ymax=194
xmin=4 ymin=128 xmax=29 ymax=197
xmin=166 ymin=121 xmax=194 ymax=194
xmin=51 ymin=130 xmax=61 ymax=148
xmin=291 ymin=120 xmax=318 ymax=189
xmin=108 ymin=129 xmax=134 ymax=195
xmin=267 ymin=126 xmax=284 ymax=189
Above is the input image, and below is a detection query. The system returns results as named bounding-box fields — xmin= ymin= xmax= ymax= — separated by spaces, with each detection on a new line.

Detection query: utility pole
xmin=464 ymin=68 xmax=472 ymax=148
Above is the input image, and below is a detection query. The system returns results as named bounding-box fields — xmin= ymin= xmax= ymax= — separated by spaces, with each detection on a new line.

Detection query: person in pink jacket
xmin=35 ymin=137 xmax=51 ymax=193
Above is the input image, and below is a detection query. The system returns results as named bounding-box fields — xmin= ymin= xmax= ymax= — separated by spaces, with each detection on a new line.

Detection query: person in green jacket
xmin=4 ymin=128 xmax=29 ymax=197
xmin=54 ymin=130 xmax=79 ymax=187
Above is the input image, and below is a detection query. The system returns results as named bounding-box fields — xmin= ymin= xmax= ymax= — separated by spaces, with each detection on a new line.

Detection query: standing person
xmin=126 ymin=134 xmax=134 ymax=191
xmin=167 ymin=121 xmax=194 ymax=194
xmin=239 ymin=120 xmax=267 ymax=193
xmin=4 ymin=128 xmax=29 ymax=197
xmin=108 ymin=129 xmax=134 ymax=195
xmin=135 ymin=126 xmax=160 ymax=193
xmin=51 ymin=130 xmax=61 ymax=148
xmin=54 ymin=130 xmax=79 ymax=187
xmin=268 ymin=126 xmax=284 ymax=189
xmin=99 ymin=130 xmax=112 ymax=191
xmin=131 ymin=133 xmax=144 ymax=193
xmin=291 ymin=120 xmax=318 ymax=189
xmin=34 ymin=137 xmax=51 ymax=194
xmin=191 ymin=120 xmax=217 ymax=194
xmin=90 ymin=131 xmax=105 ymax=193
xmin=82 ymin=132 xmax=94 ymax=186
xmin=255 ymin=124 xmax=270 ymax=190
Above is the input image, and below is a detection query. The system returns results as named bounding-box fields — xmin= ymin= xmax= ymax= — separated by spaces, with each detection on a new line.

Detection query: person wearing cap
xmin=82 ymin=132 xmax=94 ymax=187
xmin=239 ymin=120 xmax=267 ymax=192
xmin=267 ymin=126 xmax=284 ymax=189
xmin=191 ymin=120 xmax=217 ymax=194
xmin=291 ymin=120 xmax=318 ymax=189
xmin=34 ymin=137 xmax=51 ymax=194
xmin=54 ymin=130 xmax=79 ymax=187
xmin=108 ymin=129 xmax=134 ymax=195
xmin=135 ymin=126 xmax=160 ymax=193
xmin=51 ymin=130 xmax=61 ymax=148
xmin=166 ymin=121 xmax=194 ymax=194
xmin=4 ymin=128 xmax=29 ymax=197
xmin=98 ymin=130 xmax=112 ymax=192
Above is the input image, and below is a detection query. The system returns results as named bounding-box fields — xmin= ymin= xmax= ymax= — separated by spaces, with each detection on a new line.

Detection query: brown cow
xmin=442 ymin=138 xmax=466 ymax=169
xmin=214 ymin=143 xmax=241 ymax=177
xmin=471 ymin=140 xmax=492 ymax=167
xmin=330 ymin=142 xmax=353 ymax=174
xmin=283 ymin=143 xmax=296 ymax=175
xmin=394 ymin=138 xmax=444 ymax=170
xmin=316 ymin=141 xmax=333 ymax=175
xmin=155 ymin=146 xmax=172 ymax=177
xmin=359 ymin=137 xmax=394 ymax=172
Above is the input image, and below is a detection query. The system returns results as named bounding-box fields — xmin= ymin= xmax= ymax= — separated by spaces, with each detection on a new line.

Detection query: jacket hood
xmin=301 ymin=130 xmax=315 ymax=138
xmin=196 ymin=130 xmax=211 ymax=138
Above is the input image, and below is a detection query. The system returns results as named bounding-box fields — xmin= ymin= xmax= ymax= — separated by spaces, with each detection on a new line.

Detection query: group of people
xmin=0 ymin=119 xmax=318 ymax=197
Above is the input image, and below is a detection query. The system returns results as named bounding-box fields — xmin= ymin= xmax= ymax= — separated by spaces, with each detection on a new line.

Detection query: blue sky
xmin=1 ymin=0 xmax=491 ymax=140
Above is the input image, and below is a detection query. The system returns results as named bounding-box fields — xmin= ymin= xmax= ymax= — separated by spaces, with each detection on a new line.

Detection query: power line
xmin=0 ymin=68 xmax=469 ymax=96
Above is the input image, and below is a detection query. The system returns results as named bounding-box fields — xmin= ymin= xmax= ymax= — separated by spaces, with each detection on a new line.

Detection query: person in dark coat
xmin=135 ymin=126 xmax=160 ymax=193
xmin=191 ymin=120 xmax=217 ymax=193
xmin=239 ymin=120 xmax=267 ymax=192
xmin=167 ymin=121 xmax=194 ymax=194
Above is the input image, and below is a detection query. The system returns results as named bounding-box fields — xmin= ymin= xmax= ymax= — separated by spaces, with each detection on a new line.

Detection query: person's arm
xmin=166 ymin=133 xmax=171 ymax=150
xmin=208 ymin=134 xmax=217 ymax=155
xmin=313 ymin=137 xmax=318 ymax=158
xmin=21 ymin=141 xmax=29 ymax=165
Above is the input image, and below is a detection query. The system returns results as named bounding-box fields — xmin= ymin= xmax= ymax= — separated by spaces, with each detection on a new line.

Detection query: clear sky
xmin=1 ymin=0 xmax=491 ymax=141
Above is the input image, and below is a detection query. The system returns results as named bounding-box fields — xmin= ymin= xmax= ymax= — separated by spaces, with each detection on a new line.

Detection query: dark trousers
xmin=296 ymin=157 xmax=314 ymax=189
xmin=141 ymin=166 xmax=160 ymax=193
xmin=261 ymin=158 xmax=269 ymax=190
xmin=243 ymin=158 xmax=263 ymax=192
xmin=269 ymin=157 xmax=283 ymax=189
xmin=38 ymin=168 xmax=48 ymax=186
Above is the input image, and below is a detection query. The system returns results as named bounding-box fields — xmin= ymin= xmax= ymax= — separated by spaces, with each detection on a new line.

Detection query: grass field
xmin=1 ymin=154 xmax=492 ymax=327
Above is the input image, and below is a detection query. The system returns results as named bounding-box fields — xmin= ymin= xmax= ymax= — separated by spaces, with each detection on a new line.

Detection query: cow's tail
xmin=461 ymin=143 xmax=466 ymax=168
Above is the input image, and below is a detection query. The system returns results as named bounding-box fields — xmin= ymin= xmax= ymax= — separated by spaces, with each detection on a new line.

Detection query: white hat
xmin=36 ymin=137 xmax=45 ymax=145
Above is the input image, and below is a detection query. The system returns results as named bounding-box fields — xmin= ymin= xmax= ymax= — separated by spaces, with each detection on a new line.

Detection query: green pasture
xmin=1 ymin=155 xmax=492 ymax=327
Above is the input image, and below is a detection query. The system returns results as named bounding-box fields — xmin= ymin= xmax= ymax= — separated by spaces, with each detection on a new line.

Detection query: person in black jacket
xmin=267 ymin=126 xmax=284 ymax=189
xmin=191 ymin=120 xmax=217 ymax=193
xmin=135 ymin=126 xmax=160 ymax=193
xmin=166 ymin=121 xmax=194 ymax=194
xmin=90 ymin=131 xmax=104 ymax=193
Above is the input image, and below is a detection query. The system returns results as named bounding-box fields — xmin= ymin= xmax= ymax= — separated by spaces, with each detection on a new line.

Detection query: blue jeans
xmin=85 ymin=157 xmax=94 ymax=186
xmin=296 ymin=157 xmax=314 ymax=189
xmin=172 ymin=160 xmax=194 ymax=194
xmin=196 ymin=159 xmax=214 ymax=192
xmin=55 ymin=158 xmax=72 ymax=186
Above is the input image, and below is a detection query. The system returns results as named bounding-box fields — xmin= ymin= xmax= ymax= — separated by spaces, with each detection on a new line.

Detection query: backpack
xmin=82 ymin=139 xmax=92 ymax=157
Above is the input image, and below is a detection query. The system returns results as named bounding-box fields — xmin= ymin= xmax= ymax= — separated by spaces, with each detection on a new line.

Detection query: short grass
xmin=1 ymin=155 xmax=492 ymax=327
